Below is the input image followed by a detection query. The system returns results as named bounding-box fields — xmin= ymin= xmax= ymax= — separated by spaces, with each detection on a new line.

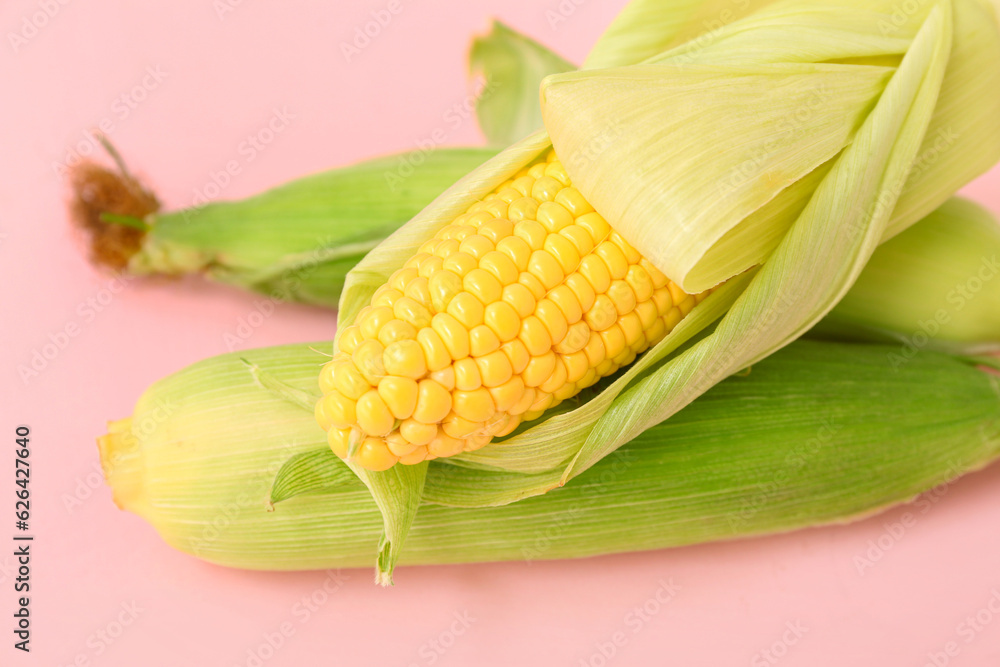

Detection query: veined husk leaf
xmin=547 ymin=0 xmax=1000 ymax=293
xmin=470 ymin=21 xmax=575 ymax=146
xmin=814 ymin=197 xmax=1000 ymax=353
xmin=103 ymin=340 xmax=1000 ymax=571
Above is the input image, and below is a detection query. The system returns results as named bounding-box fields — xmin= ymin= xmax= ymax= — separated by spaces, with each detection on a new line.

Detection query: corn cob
xmin=316 ymin=149 xmax=711 ymax=471
xmin=100 ymin=339 xmax=1000 ymax=571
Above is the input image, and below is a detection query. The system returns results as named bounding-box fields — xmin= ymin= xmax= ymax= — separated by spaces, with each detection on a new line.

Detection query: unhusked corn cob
xmin=315 ymin=149 xmax=710 ymax=471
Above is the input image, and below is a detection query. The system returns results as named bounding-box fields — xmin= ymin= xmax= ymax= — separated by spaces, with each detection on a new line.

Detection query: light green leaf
xmin=470 ymin=21 xmax=574 ymax=146
xmin=269 ymin=449 xmax=364 ymax=506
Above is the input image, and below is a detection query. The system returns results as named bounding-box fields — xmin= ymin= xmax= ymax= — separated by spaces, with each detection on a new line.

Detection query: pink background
xmin=3 ymin=1 xmax=1000 ymax=665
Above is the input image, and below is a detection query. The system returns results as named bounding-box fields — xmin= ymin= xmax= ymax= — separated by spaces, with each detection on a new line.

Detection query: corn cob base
xmin=316 ymin=150 xmax=708 ymax=470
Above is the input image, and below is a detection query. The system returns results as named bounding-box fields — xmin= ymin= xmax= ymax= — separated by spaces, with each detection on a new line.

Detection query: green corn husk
xmin=318 ymin=0 xmax=1000 ymax=581
xmin=99 ymin=339 xmax=1000 ymax=571
xmin=817 ymin=197 xmax=1000 ymax=353
xmin=71 ymin=147 xmax=496 ymax=307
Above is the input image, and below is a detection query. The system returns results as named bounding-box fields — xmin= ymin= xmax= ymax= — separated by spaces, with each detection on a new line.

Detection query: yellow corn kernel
xmin=519 ymin=316 xmax=552 ymax=356
xmin=469 ymin=324 xmax=501 ymax=357
xmin=432 ymin=313 xmax=470 ymax=360
xmin=390 ymin=267 xmax=418 ymax=291
xmin=454 ymin=358 xmax=482 ymax=391
xmin=555 ymin=186 xmax=594 ymax=216
xmin=537 ymin=201 xmax=574 ymax=233
xmin=478 ymin=219 xmax=514 ymax=244
xmin=535 ymin=298 xmax=568 ymax=345
xmin=522 ymin=351 xmax=557 ymax=387
xmin=398 ymin=446 xmax=428 ymax=465
xmin=371 ymin=286 xmax=403 ymax=309
xmin=554 ymin=320 xmax=591 ymax=354
xmin=442 ymin=251 xmax=478 ymax=277
xmin=382 ymin=339 xmax=427 ymax=380
xmin=413 ymin=379 xmax=451 ymax=424
xmin=502 ymin=283 xmax=536 ymax=318
xmin=548 ymin=285 xmax=583 ymax=324
xmin=528 ymin=250 xmax=565 ymax=290
xmin=386 ymin=431 xmax=418 ymax=457
xmin=479 ymin=251 xmax=519 ymax=286
xmin=514 ymin=220 xmax=548 ymax=251
xmin=544 ymin=160 xmax=570 ymax=185
xmin=327 ymin=427 xmax=351 ymax=459
xmin=447 ymin=292 xmax=485 ymax=329
xmin=607 ymin=280 xmax=637 ymax=315
xmin=393 ymin=296 xmax=432 ymax=328
xmin=464 ymin=268 xmax=503 ymax=305
xmin=377 ymin=377 xmax=419 ymax=420
xmin=563 ymin=350 xmax=590 ymax=383
xmin=625 ymin=265 xmax=654 ymax=303
xmin=459 ymin=235 xmax=495 ymax=261
xmin=511 ymin=175 xmax=535 ymax=195
xmin=484 ymin=302 xmax=520 ymax=342
xmin=578 ymin=255 xmax=611 ymax=294
xmin=476 ymin=350 xmax=513 ymax=388
xmin=429 ymin=365 xmax=456 ymax=391
xmin=428 ymin=433 xmax=464 ymax=458
xmin=576 ymin=211 xmax=611 ymax=242
xmin=400 ymin=418 xmax=437 ymax=446
xmin=501 ymin=339 xmax=530 ymax=374
xmin=496 ymin=236 xmax=532 ymax=271
xmin=508 ymin=196 xmax=539 ymax=222
xmin=544 ymin=232 xmax=582 ymax=275
xmin=377 ymin=319 xmax=417 ymax=347
xmin=531 ymin=175 xmax=563 ymax=202
xmin=442 ymin=413 xmax=485 ymax=438
xmin=518 ymin=272 xmax=547 ymax=300
xmin=353 ymin=340 xmax=386 ymax=384
xmin=331 ymin=359 xmax=370 ymax=400
xmin=338 ymin=325 xmax=364 ymax=354
xmin=583 ymin=332 xmax=606 ymax=367
xmin=359 ymin=306 xmax=394 ymax=340
xmin=560 ymin=225 xmax=596 ymax=257
xmin=356 ymin=390 xmax=394 ymax=437
xmin=453 ymin=388 xmax=495 ymax=422
xmin=417 ymin=256 xmax=443 ymax=280
xmin=357 ymin=437 xmax=397 ymax=471
xmin=489 ymin=376 xmax=525 ymax=412
xmin=417 ymin=328 xmax=451 ymax=372
xmin=585 ymin=294 xmax=618 ymax=331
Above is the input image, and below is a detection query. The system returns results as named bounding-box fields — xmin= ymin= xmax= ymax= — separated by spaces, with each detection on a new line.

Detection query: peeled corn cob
xmin=316 ymin=149 xmax=711 ymax=470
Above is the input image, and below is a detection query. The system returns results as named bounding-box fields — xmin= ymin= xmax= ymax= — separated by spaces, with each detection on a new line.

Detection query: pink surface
xmin=3 ymin=1 xmax=1000 ymax=665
